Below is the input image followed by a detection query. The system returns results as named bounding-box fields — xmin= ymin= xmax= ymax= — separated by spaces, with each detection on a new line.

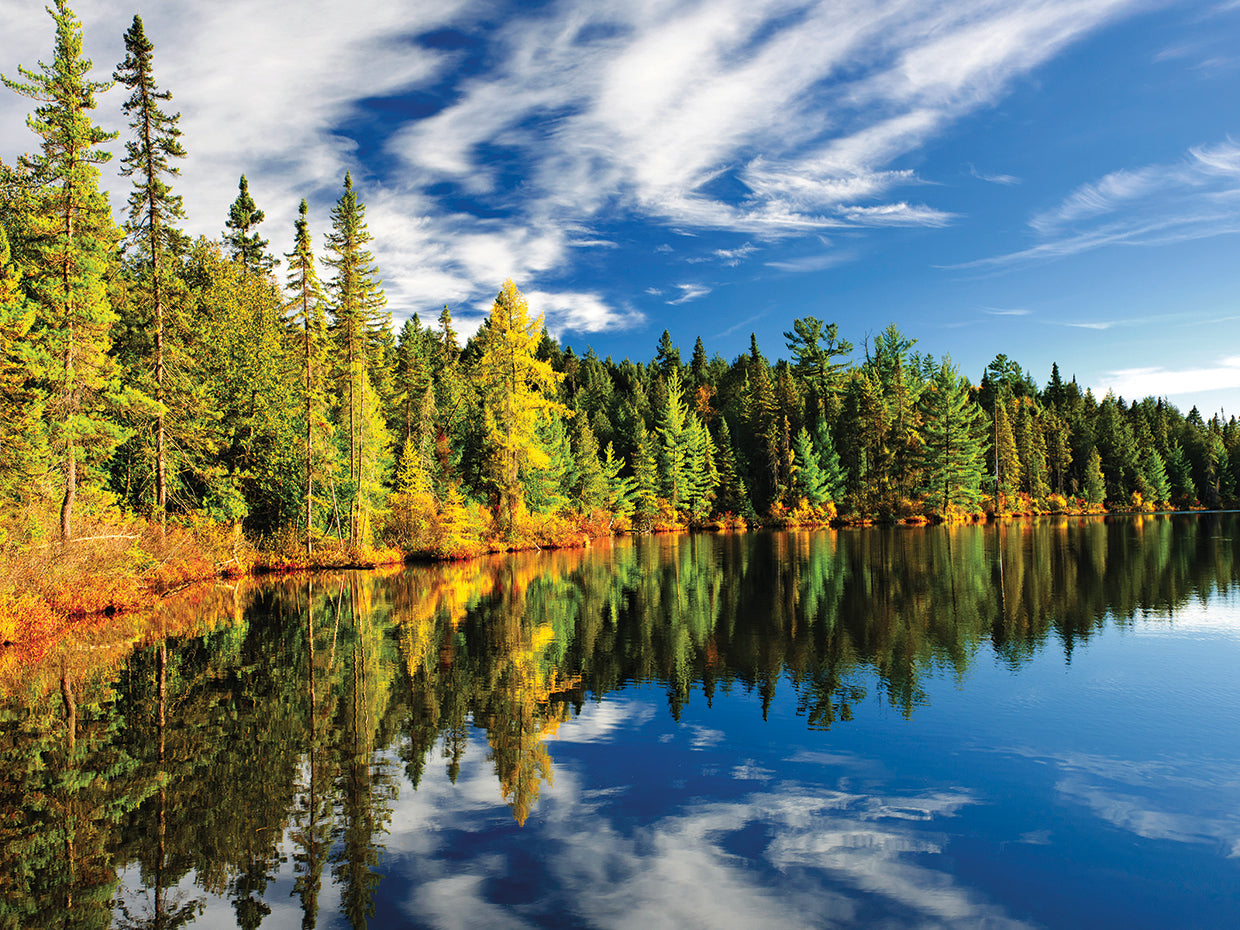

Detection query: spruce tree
xmin=992 ymin=396 xmax=1020 ymax=511
xmin=812 ymin=420 xmax=846 ymax=503
xmin=1083 ymin=447 xmax=1106 ymax=506
xmin=657 ymin=368 xmax=690 ymax=507
xmin=284 ymin=199 xmax=329 ymax=554
xmin=114 ymin=13 xmax=187 ymax=523
xmin=0 ymin=226 xmax=45 ymax=502
xmin=601 ymin=442 xmax=636 ymax=521
xmin=1141 ymin=448 xmax=1171 ymax=506
xmin=712 ymin=417 xmax=749 ymax=517
xmin=3 ymin=0 xmax=123 ymax=538
xmin=572 ymin=417 xmax=607 ymax=513
xmin=630 ymin=422 xmax=660 ymax=531
xmin=324 ymin=172 xmax=389 ymax=544
xmin=224 ymin=174 xmax=272 ymax=272
xmin=1166 ymin=441 xmax=1195 ymax=505
xmin=792 ymin=427 xmax=829 ymax=507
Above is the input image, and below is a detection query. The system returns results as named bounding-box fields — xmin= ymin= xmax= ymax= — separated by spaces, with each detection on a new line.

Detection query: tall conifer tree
xmin=114 ymin=13 xmax=186 ymax=523
xmin=3 ymin=0 xmax=122 ymax=538
xmin=324 ymin=172 xmax=388 ymax=544
xmin=224 ymin=174 xmax=272 ymax=272
xmin=917 ymin=358 xmax=987 ymax=515
xmin=285 ymin=199 xmax=329 ymax=554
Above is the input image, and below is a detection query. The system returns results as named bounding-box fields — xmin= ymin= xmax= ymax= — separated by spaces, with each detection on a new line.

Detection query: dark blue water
xmin=4 ymin=515 xmax=1239 ymax=928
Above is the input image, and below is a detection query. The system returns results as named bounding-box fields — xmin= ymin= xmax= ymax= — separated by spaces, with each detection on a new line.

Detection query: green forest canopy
xmin=1 ymin=3 xmax=1237 ymax=553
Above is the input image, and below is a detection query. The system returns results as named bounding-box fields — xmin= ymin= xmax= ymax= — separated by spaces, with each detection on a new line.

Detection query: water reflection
xmin=1 ymin=514 xmax=1238 ymax=928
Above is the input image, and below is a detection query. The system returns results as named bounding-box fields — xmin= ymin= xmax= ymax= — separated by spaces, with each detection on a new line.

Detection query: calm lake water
xmin=4 ymin=514 xmax=1240 ymax=928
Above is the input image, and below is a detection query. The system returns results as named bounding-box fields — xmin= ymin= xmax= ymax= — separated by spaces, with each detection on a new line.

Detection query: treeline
xmin=2 ymin=4 xmax=1237 ymax=561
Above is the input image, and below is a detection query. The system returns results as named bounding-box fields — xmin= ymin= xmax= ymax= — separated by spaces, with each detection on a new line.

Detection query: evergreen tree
xmin=689 ymin=336 xmax=709 ymax=387
xmin=792 ymin=427 xmax=829 ymax=507
xmin=223 ymin=174 xmax=272 ymax=272
xmin=1141 ymin=448 xmax=1171 ymax=506
xmin=0 ymin=226 xmax=45 ymax=503
xmin=657 ymin=368 xmax=691 ymax=507
xmin=784 ymin=317 xmax=852 ymax=418
xmin=681 ymin=413 xmax=718 ymax=521
xmin=812 ymin=420 xmax=846 ymax=503
xmin=992 ymin=397 xmax=1020 ymax=511
xmin=324 ymin=172 xmax=389 ymax=544
xmin=654 ymin=329 xmax=681 ymax=379
xmin=114 ymin=13 xmax=187 ymax=523
xmin=285 ymin=199 xmax=330 ymax=554
xmin=3 ymin=0 xmax=125 ymax=539
xmin=571 ymin=416 xmax=607 ymax=513
xmin=917 ymin=358 xmax=988 ymax=515
xmin=712 ymin=417 xmax=750 ymax=518
xmin=1166 ymin=441 xmax=1196 ymax=505
xmin=1015 ymin=400 xmax=1050 ymax=501
xmin=601 ymin=441 xmax=636 ymax=521
xmin=630 ymin=422 xmax=660 ymax=531
xmin=1045 ymin=409 xmax=1073 ymax=495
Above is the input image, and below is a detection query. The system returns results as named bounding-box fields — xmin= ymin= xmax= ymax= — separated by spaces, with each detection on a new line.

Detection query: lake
xmin=3 ymin=514 xmax=1239 ymax=928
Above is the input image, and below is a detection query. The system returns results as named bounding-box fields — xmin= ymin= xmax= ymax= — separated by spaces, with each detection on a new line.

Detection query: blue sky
xmin=3 ymin=0 xmax=1240 ymax=413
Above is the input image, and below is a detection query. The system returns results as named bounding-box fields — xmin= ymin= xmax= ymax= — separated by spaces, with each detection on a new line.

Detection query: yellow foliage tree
xmin=472 ymin=280 xmax=566 ymax=537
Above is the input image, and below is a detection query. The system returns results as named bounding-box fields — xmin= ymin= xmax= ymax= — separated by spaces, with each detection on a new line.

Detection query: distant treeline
xmin=2 ymin=4 xmax=1236 ymax=557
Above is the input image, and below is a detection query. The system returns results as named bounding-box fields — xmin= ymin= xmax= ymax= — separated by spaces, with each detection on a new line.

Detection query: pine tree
xmin=601 ymin=442 xmax=636 ymax=521
xmin=657 ymin=368 xmax=691 ymax=507
xmin=3 ymin=0 xmax=124 ymax=539
xmin=1141 ymin=448 xmax=1171 ymax=506
xmin=572 ymin=416 xmax=607 ymax=513
xmin=114 ymin=13 xmax=187 ymax=523
xmin=223 ymin=174 xmax=272 ymax=272
xmin=917 ymin=358 xmax=987 ymax=515
xmin=992 ymin=397 xmax=1020 ymax=511
xmin=812 ymin=420 xmax=846 ymax=503
xmin=1015 ymin=401 xmax=1050 ymax=501
xmin=784 ymin=317 xmax=852 ymax=418
xmin=682 ymin=413 xmax=718 ymax=521
xmin=1045 ymin=409 xmax=1073 ymax=495
xmin=630 ymin=422 xmax=660 ymax=531
xmin=324 ymin=172 xmax=389 ymax=544
xmin=792 ymin=427 xmax=829 ymax=507
xmin=0 ymin=226 xmax=45 ymax=502
xmin=712 ymin=417 xmax=749 ymax=517
xmin=1166 ymin=441 xmax=1195 ymax=505
xmin=689 ymin=336 xmax=709 ymax=388
xmin=285 ymin=199 xmax=329 ymax=554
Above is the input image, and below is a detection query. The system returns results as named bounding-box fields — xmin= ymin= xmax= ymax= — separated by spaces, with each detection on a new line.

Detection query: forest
xmin=2 ymin=4 xmax=1239 ymax=623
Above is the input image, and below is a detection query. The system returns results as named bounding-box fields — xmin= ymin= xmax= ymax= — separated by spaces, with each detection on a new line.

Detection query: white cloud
xmin=668 ymin=284 xmax=712 ymax=305
xmin=982 ymin=307 xmax=1031 ymax=316
xmin=964 ymin=139 xmax=1240 ymax=268
xmin=1 ymin=0 xmax=1155 ymax=324
xmin=969 ymin=163 xmax=1021 ymax=185
xmin=765 ymin=250 xmax=857 ymax=273
xmin=1099 ymin=357 xmax=1240 ymax=399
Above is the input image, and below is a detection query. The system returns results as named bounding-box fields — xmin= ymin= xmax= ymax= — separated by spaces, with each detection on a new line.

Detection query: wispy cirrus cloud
xmin=668 ymin=284 xmax=712 ymax=305
xmin=969 ymin=163 xmax=1021 ymax=185
xmin=959 ymin=139 xmax=1240 ymax=269
xmin=1 ymin=0 xmax=1153 ymax=331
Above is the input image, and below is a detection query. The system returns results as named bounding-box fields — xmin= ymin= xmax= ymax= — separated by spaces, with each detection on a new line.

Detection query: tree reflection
xmin=1 ymin=514 xmax=1238 ymax=924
